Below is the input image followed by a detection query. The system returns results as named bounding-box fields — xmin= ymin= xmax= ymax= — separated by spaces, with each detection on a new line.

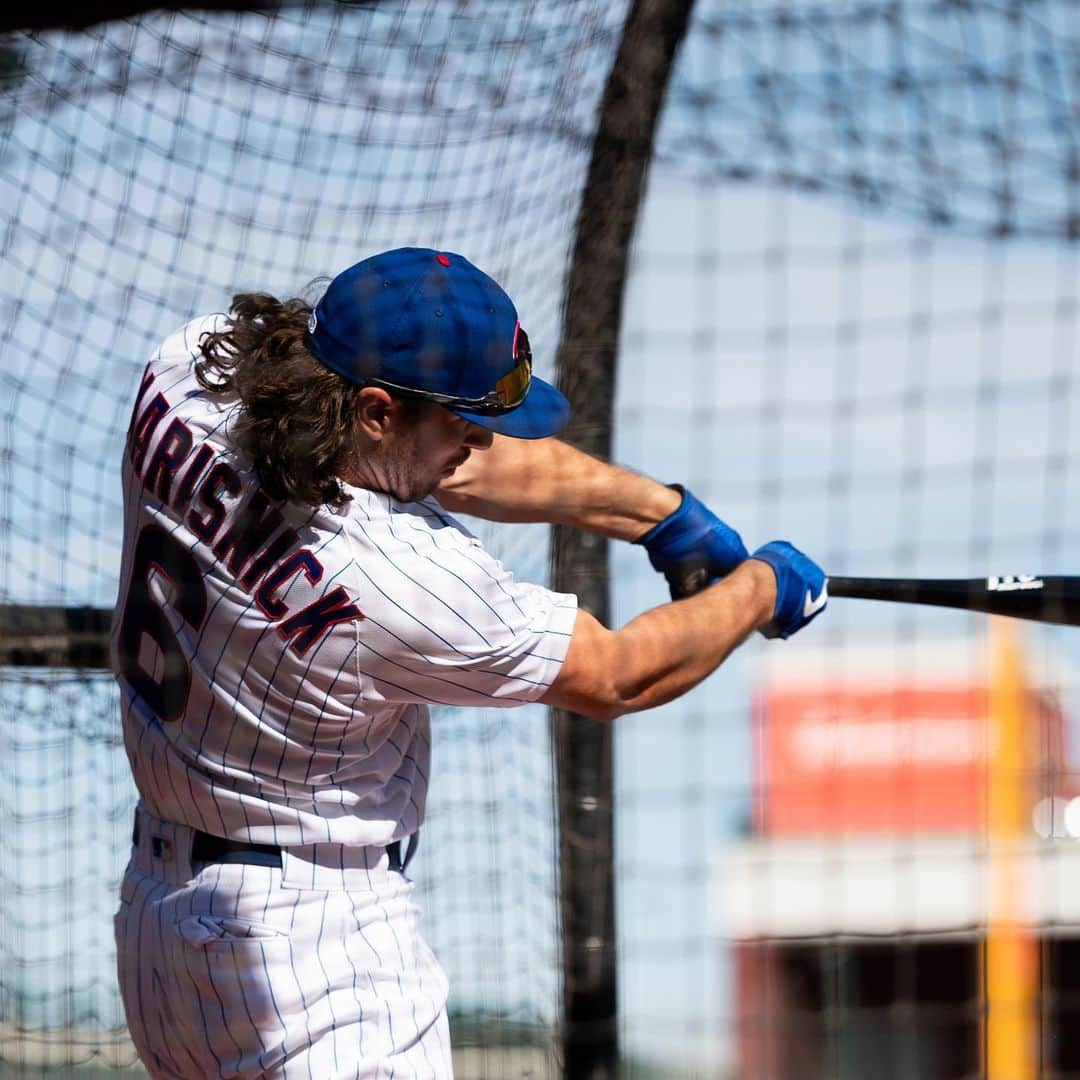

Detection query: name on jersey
xmin=126 ymin=370 xmax=363 ymax=655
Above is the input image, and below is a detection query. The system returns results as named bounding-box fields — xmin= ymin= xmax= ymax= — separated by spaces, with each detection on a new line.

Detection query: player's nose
xmin=463 ymin=423 xmax=494 ymax=450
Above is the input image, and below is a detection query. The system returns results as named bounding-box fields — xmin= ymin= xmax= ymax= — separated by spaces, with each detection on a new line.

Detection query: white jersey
xmin=110 ymin=314 xmax=577 ymax=848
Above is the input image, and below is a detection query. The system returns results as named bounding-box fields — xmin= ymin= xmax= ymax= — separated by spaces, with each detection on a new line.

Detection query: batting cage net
xmin=1 ymin=1 xmax=1079 ymax=1078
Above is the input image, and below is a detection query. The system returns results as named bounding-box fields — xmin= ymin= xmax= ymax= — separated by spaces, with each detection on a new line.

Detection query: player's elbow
xmin=566 ymin=692 xmax=629 ymax=723
xmin=539 ymin=610 xmax=653 ymax=722
xmin=542 ymin=683 xmax=631 ymax=723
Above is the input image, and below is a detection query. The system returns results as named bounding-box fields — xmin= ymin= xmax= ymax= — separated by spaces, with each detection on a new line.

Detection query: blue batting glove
xmin=750 ymin=541 xmax=829 ymax=639
xmin=636 ymin=485 xmax=749 ymax=599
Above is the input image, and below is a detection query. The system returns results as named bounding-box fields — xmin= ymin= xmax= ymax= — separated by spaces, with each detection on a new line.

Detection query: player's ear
xmin=354 ymin=387 xmax=395 ymax=441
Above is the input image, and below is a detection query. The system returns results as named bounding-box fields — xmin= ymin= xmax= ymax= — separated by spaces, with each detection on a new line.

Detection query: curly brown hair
xmin=195 ymin=292 xmax=367 ymax=508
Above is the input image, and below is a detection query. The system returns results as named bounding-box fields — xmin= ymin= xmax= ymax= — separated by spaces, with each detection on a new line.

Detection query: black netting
xmin=3 ymin=2 xmax=1080 ymax=1077
xmin=0 ymin=3 xmax=625 ymax=1074
xmin=614 ymin=1 xmax=1080 ymax=1073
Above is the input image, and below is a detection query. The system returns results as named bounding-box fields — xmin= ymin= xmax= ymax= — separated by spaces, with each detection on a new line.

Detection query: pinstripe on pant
xmin=114 ymin=810 xmax=452 ymax=1079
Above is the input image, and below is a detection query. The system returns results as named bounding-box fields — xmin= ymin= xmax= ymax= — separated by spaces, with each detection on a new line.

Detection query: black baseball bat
xmin=827 ymin=575 xmax=1080 ymax=627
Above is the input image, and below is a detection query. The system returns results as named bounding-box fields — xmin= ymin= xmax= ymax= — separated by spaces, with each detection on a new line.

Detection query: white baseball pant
xmin=114 ymin=808 xmax=452 ymax=1079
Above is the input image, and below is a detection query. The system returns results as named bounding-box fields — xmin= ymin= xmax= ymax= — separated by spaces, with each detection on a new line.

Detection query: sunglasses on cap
xmin=361 ymin=327 xmax=533 ymax=416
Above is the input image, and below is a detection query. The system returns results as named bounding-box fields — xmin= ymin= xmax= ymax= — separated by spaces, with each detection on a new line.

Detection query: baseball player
xmin=110 ymin=247 xmax=826 ymax=1079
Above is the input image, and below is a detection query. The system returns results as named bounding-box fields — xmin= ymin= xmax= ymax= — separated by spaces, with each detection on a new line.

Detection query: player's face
xmin=381 ymin=401 xmax=493 ymax=502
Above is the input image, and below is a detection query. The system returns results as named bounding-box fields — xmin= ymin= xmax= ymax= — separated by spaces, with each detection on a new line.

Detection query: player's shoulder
xmin=355 ymin=488 xmax=473 ymax=533
xmin=147 ymin=312 xmax=229 ymax=377
xmin=339 ymin=487 xmax=482 ymax=559
xmin=334 ymin=490 xmax=575 ymax=641
xmin=145 ymin=311 xmax=231 ymax=393
xmin=134 ymin=312 xmax=237 ymax=441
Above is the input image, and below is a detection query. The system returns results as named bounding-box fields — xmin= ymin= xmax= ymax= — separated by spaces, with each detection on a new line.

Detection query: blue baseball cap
xmin=305 ymin=247 xmax=570 ymax=439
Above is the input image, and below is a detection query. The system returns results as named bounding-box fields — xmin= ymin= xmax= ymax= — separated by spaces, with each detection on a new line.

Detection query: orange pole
xmin=984 ymin=617 xmax=1037 ymax=1080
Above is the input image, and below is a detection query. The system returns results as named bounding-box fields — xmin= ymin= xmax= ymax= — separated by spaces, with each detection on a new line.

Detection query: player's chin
xmin=437 ymin=454 xmax=469 ymax=483
xmin=397 ymin=475 xmax=444 ymax=503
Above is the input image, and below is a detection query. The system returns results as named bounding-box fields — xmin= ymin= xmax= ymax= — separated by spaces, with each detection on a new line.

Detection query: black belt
xmin=191 ymin=831 xmax=409 ymax=872
xmin=134 ymin=818 xmax=412 ymax=872
xmin=191 ymin=831 xmax=286 ymax=868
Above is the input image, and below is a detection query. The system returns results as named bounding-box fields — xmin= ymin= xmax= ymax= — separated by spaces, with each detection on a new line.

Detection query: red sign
xmin=756 ymin=684 xmax=1067 ymax=835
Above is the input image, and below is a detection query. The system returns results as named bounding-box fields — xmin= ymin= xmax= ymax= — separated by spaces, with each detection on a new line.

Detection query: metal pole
xmin=552 ymin=2 xmax=696 ymax=1075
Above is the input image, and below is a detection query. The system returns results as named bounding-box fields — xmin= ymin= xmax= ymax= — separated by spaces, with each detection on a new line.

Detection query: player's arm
xmin=539 ymin=543 xmax=827 ymax=721
xmin=436 ymin=434 xmax=748 ymax=597
xmin=435 ymin=434 xmax=678 ymax=539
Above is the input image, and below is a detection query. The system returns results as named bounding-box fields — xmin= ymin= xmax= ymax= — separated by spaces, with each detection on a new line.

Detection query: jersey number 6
xmin=117 ymin=524 xmax=207 ymax=723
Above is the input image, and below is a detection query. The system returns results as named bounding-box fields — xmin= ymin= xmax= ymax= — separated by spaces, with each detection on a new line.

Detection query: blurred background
xmin=1 ymin=1 xmax=1078 ymax=1077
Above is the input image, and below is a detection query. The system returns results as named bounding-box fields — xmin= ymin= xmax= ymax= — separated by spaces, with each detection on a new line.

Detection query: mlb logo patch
xmin=151 ymin=837 xmax=173 ymax=860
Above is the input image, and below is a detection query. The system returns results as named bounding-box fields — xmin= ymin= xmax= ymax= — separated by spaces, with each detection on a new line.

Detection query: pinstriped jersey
xmin=110 ymin=315 xmax=578 ymax=847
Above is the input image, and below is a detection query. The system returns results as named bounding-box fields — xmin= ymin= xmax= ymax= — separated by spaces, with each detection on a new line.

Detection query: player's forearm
xmin=435 ymin=434 xmax=680 ymax=540
xmin=544 ymin=559 xmax=777 ymax=721
xmin=606 ymin=559 xmax=776 ymax=714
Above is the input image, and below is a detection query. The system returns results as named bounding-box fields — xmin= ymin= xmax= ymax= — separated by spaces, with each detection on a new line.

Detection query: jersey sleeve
xmin=345 ymin=503 xmax=578 ymax=709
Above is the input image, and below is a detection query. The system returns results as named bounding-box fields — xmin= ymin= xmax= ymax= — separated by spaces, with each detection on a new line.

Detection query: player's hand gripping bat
xmin=827 ymin=574 xmax=1080 ymax=627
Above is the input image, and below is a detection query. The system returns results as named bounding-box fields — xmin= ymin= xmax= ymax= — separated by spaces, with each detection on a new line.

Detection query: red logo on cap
xmin=436 ymin=253 xmax=451 ymax=267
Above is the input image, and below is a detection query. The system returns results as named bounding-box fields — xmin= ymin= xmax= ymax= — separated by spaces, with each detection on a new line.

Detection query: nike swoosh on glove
xmin=750 ymin=540 xmax=829 ymax=639
xmin=636 ymin=485 xmax=749 ymax=600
